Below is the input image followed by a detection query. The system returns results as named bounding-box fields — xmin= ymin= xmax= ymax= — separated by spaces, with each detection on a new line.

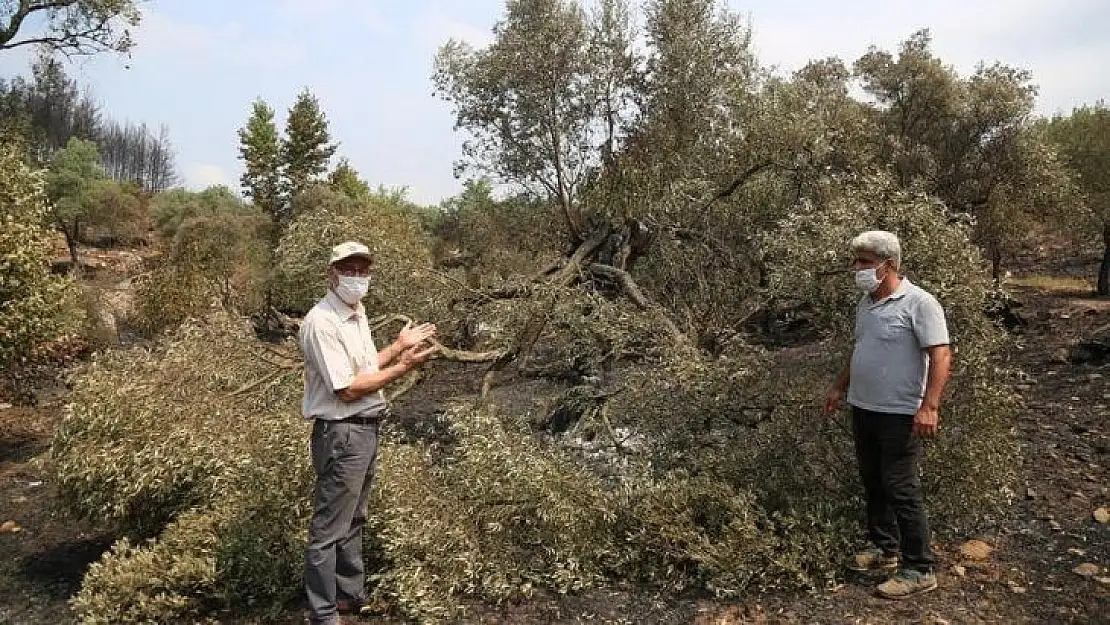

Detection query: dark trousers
xmin=851 ymin=405 xmax=935 ymax=572
xmin=305 ymin=419 xmax=380 ymax=625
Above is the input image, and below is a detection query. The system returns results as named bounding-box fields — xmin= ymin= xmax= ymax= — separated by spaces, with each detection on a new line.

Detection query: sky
xmin=1 ymin=0 xmax=1107 ymax=205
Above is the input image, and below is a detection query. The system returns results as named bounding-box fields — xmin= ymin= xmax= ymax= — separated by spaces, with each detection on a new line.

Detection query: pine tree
xmin=282 ymin=89 xmax=337 ymax=206
xmin=238 ymin=98 xmax=284 ymax=223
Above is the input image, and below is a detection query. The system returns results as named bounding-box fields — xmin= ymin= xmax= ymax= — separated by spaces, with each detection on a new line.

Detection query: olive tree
xmin=434 ymin=0 xmax=640 ymax=240
xmin=854 ymin=30 xmax=1075 ymax=278
xmin=0 ymin=142 xmax=80 ymax=374
xmin=0 ymin=0 xmax=141 ymax=56
xmin=1041 ymin=104 xmax=1110 ymax=294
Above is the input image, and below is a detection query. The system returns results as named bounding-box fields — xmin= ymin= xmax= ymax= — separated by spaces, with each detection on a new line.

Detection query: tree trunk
xmin=65 ymin=229 xmax=80 ymax=275
xmin=991 ymin=247 xmax=1002 ymax=283
xmin=1099 ymin=221 xmax=1110 ymax=296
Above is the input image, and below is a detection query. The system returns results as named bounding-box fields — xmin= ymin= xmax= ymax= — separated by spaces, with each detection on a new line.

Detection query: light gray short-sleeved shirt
xmin=298 ymin=291 xmax=387 ymax=421
xmin=847 ymin=279 xmax=950 ymax=415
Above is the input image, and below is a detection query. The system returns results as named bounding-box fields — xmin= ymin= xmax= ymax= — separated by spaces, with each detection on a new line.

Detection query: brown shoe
xmin=848 ymin=547 xmax=899 ymax=572
xmin=336 ymin=600 xmax=364 ymax=615
xmin=876 ymin=568 xmax=938 ymax=599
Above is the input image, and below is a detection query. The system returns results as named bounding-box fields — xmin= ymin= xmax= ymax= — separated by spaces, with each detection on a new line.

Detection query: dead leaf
xmin=959 ymin=539 xmax=993 ymax=561
xmin=0 ymin=520 xmax=20 ymax=534
xmin=1073 ymin=563 xmax=1099 ymax=577
xmin=1093 ymin=507 xmax=1110 ymax=524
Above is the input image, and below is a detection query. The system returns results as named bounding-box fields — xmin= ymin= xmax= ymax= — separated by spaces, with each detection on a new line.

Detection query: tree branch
xmin=699 ymin=161 xmax=776 ymax=212
xmin=0 ymin=2 xmax=132 ymax=55
xmin=588 ymin=263 xmax=687 ymax=345
xmin=553 ymin=227 xmax=609 ymax=287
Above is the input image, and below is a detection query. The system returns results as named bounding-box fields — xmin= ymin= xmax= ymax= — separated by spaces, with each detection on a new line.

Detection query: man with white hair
xmin=299 ymin=241 xmax=437 ymax=624
xmin=824 ymin=230 xmax=951 ymax=600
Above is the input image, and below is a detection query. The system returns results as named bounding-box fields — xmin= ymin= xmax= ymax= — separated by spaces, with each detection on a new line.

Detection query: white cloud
xmin=185 ymin=163 xmax=233 ymax=190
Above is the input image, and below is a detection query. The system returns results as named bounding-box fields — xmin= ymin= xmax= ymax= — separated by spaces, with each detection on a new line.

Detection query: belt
xmin=337 ymin=407 xmax=388 ymax=425
xmin=338 ymin=414 xmax=379 ymax=425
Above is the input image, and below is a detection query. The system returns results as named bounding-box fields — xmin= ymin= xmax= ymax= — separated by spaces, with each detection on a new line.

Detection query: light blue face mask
xmin=335 ymin=276 xmax=370 ymax=305
xmin=854 ymin=261 xmax=886 ymax=293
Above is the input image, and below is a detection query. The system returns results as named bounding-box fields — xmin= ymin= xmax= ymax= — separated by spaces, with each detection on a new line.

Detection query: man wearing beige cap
xmin=299 ymin=241 xmax=437 ymax=624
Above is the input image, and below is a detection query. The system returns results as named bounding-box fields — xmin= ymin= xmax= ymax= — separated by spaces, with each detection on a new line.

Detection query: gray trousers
xmin=305 ymin=418 xmax=380 ymax=625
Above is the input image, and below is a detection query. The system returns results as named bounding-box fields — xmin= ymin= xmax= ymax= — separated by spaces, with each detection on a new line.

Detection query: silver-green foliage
xmin=58 ymin=310 xmax=845 ymax=624
xmin=0 ymin=143 xmax=82 ymax=371
xmin=760 ymin=174 xmax=1019 ymax=530
xmin=56 ymin=313 xmax=309 ymax=622
xmin=270 ymin=186 xmax=449 ymax=321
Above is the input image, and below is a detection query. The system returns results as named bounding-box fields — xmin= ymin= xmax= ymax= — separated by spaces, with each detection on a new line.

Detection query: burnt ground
xmin=2 ymin=267 xmax=1109 ymax=624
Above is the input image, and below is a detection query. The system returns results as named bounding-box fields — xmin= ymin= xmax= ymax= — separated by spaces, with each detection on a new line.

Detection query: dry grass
xmin=1004 ymin=274 xmax=1096 ymax=292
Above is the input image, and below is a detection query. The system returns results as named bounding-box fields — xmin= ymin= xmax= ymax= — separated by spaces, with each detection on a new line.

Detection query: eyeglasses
xmin=850 ymin=257 xmax=885 ymax=268
xmin=334 ymin=265 xmax=372 ymax=277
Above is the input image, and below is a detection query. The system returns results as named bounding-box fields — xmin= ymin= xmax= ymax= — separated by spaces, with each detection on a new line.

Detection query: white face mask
xmin=334 ymin=276 xmax=370 ymax=305
xmin=854 ymin=266 xmax=883 ymax=293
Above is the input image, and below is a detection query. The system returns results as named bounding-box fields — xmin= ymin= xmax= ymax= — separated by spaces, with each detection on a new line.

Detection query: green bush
xmin=270 ymin=186 xmax=451 ymax=321
xmin=54 ymin=314 xmax=309 ymax=623
xmin=171 ymin=212 xmax=272 ymax=314
xmin=127 ymin=265 xmax=216 ymax=339
xmin=127 ymin=210 xmax=272 ymax=338
xmin=56 ymin=312 xmax=840 ymax=624
xmin=438 ymin=186 xmax=564 ymax=284
xmin=0 ymin=143 xmax=84 ymax=382
xmin=70 ymin=511 xmax=221 ymax=624
xmin=85 ymin=181 xmax=150 ymax=246
xmin=149 ymin=185 xmax=256 ymax=238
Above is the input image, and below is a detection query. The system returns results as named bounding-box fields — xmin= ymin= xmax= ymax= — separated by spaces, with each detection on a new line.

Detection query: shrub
xmin=127 ymin=211 xmax=271 ymax=338
xmin=57 ymin=313 xmax=837 ymax=624
xmin=149 ymin=185 xmax=256 ymax=238
xmin=85 ymin=181 xmax=150 ymax=246
xmin=0 ymin=143 xmax=84 ymax=386
xmin=270 ymin=186 xmax=451 ymax=321
xmin=438 ymin=187 xmax=565 ymax=284
xmin=127 ymin=264 xmax=216 ymax=339
xmin=55 ymin=313 xmax=310 ymax=623
xmin=70 ymin=511 xmax=221 ymax=624
xmin=171 ymin=212 xmax=272 ymax=314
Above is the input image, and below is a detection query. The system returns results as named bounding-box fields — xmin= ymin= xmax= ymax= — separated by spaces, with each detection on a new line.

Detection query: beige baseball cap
xmin=328 ymin=241 xmax=373 ymax=265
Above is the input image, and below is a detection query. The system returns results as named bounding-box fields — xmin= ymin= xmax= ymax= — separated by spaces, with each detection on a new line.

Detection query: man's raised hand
xmin=398 ymin=322 xmax=437 ymax=350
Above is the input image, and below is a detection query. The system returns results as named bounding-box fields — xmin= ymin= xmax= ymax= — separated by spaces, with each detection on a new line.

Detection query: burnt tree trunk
xmin=64 ymin=225 xmax=81 ymax=275
xmin=1099 ymin=221 xmax=1110 ymax=296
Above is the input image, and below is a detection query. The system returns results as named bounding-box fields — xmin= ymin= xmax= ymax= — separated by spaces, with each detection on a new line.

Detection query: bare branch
xmin=698 ymin=161 xmax=776 ymax=212
xmin=588 ymin=263 xmax=687 ymax=345
xmin=0 ymin=0 xmax=137 ymax=56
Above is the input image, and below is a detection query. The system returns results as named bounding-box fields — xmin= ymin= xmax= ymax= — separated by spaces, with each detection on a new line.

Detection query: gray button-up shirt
xmin=299 ymin=290 xmax=387 ymax=421
xmin=847 ymin=279 xmax=950 ymax=415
